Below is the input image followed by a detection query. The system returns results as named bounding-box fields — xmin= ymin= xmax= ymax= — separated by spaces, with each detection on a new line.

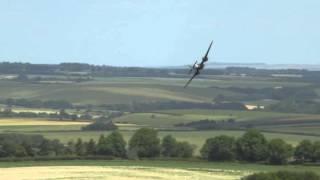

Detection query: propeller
xmin=188 ymin=61 xmax=197 ymax=74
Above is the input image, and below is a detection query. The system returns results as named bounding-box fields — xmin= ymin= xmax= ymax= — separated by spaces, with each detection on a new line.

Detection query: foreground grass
xmin=0 ymin=160 xmax=319 ymax=175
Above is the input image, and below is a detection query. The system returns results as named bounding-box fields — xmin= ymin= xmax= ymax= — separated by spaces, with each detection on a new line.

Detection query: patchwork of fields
xmin=0 ymin=77 xmax=309 ymax=105
xmin=0 ymin=76 xmax=319 ymax=179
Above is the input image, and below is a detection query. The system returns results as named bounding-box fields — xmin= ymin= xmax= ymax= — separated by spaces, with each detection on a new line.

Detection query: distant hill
xmin=202 ymin=62 xmax=320 ymax=71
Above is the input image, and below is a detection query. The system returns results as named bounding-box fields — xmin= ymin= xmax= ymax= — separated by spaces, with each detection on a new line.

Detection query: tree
xmin=268 ymin=138 xmax=293 ymax=165
xmin=39 ymin=139 xmax=64 ymax=156
xmin=65 ymin=140 xmax=76 ymax=155
xmin=22 ymin=141 xmax=36 ymax=157
xmin=86 ymin=139 xmax=96 ymax=155
xmin=312 ymin=141 xmax=320 ymax=162
xmin=294 ymin=140 xmax=313 ymax=162
xmin=175 ymin=141 xmax=194 ymax=158
xmin=75 ymin=138 xmax=86 ymax=156
xmin=129 ymin=128 xmax=160 ymax=158
xmin=236 ymin=129 xmax=268 ymax=162
xmin=105 ymin=131 xmax=126 ymax=157
xmin=161 ymin=135 xmax=178 ymax=157
xmin=201 ymin=135 xmax=236 ymax=161
xmin=96 ymin=132 xmax=126 ymax=158
xmin=0 ymin=142 xmax=27 ymax=157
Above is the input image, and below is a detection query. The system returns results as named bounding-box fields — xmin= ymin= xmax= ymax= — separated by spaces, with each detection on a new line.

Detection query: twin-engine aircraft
xmin=184 ymin=41 xmax=213 ymax=88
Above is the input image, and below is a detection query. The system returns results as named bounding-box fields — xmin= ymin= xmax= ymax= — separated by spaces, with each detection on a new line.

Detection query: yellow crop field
xmin=0 ymin=166 xmax=246 ymax=180
xmin=0 ymin=118 xmax=90 ymax=126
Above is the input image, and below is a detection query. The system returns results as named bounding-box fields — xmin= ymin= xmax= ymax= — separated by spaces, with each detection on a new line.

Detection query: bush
xmin=129 ymin=128 xmax=160 ymax=158
xmin=82 ymin=121 xmax=117 ymax=131
xmin=242 ymin=171 xmax=320 ymax=180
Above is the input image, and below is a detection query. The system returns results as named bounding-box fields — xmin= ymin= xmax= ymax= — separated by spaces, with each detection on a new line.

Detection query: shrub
xmin=242 ymin=171 xmax=320 ymax=180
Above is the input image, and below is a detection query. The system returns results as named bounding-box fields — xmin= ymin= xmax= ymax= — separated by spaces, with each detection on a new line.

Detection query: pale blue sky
xmin=0 ymin=0 xmax=319 ymax=66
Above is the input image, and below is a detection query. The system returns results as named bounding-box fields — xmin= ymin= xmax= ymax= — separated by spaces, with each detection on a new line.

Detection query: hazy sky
xmin=0 ymin=0 xmax=319 ymax=66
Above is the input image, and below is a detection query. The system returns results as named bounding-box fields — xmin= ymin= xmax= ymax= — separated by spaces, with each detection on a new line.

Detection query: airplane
xmin=184 ymin=41 xmax=213 ymax=88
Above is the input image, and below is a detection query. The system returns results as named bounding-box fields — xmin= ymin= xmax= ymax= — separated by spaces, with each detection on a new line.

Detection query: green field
xmin=0 ymin=76 xmax=309 ymax=105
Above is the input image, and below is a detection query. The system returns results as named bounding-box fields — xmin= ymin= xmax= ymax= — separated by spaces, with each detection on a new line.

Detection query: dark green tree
xmin=96 ymin=132 xmax=126 ymax=157
xmin=75 ymin=138 xmax=86 ymax=156
xmin=104 ymin=131 xmax=126 ymax=158
xmin=201 ymin=135 xmax=236 ymax=161
xmin=161 ymin=135 xmax=178 ymax=157
xmin=268 ymin=138 xmax=293 ymax=165
xmin=294 ymin=140 xmax=313 ymax=162
xmin=86 ymin=138 xmax=96 ymax=155
xmin=175 ymin=141 xmax=194 ymax=158
xmin=312 ymin=141 xmax=320 ymax=162
xmin=236 ymin=129 xmax=268 ymax=162
xmin=65 ymin=140 xmax=76 ymax=155
xmin=129 ymin=128 xmax=160 ymax=158
xmin=39 ymin=139 xmax=64 ymax=156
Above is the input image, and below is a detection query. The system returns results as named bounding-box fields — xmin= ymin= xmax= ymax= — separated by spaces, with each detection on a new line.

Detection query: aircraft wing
xmin=201 ymin=41 xmax=213 ymax=63
xmin=184 ymin=70 xmax=199 ymax=88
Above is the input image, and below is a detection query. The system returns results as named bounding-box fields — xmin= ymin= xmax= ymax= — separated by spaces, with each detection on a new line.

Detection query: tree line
xmin=0 ymin=129 xmax=195 ymax=159
xmin=2 ymin=62 xmax=320 ymax=83
xmin=1 ymin=98 xmax=73 ymax=109
xmin=201 ymin=129 xmax=320 ymax=165
xmin=1 ymin=129 xmax=319 ymax=166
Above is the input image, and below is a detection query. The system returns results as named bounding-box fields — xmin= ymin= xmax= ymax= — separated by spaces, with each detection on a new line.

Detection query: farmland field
xmin=0 ymin=76 xmax=310 ymax=105
xmin=0 ymin=160 xmax=320 ymax=180
xmin=0 ymin=118 xmax=89 ymax=126
xmin=0 ymin=75 xmax=319 ymax=179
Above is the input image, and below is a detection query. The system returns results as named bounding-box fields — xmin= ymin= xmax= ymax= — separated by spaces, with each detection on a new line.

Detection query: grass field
xmin=0 ymin=160 xmax=319 ymax=180
xmin=113 ymin=109 xmax=320 ymax=129
xmin=0 ymin=76 xmax=309 ymax=105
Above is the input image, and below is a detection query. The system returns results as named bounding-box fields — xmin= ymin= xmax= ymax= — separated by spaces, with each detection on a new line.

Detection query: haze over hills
xmin=206 ymin=62 xmax=320 ymax=70
xmin=1 ymin=61 xmax=320 ymax=71
xmin=170 ymin=62 xmax=320 ymax=71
